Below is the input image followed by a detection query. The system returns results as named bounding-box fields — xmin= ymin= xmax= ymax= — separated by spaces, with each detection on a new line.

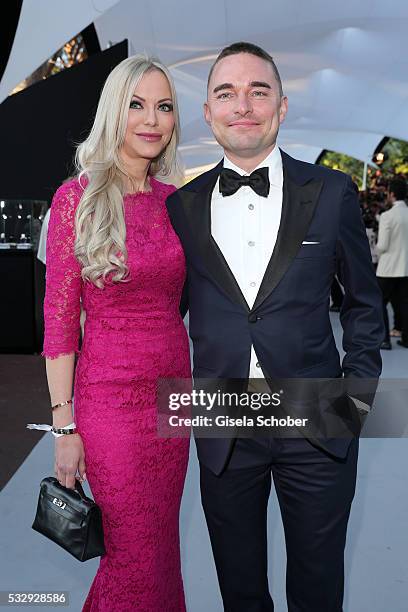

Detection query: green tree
xmin=381 ymin=138 xmax=408 ymax=176
xmin=319 ymin=151 xmax=364 ymax=187
xmin=319 ymin=138 xmax=408 ymax=188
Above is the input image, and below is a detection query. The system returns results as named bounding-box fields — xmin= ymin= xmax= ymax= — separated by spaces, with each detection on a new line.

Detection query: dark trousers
xmin=200 ymin=436 xmax=359 ymax=612
xmin=377 ymin=276 xmax=408 ymax=344
xmin=390 ymin=293 xmax=402 ymax=330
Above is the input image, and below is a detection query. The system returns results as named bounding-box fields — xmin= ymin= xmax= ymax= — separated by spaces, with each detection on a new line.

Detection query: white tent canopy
xmin=2 ymin=0 xmax=408 ymax=169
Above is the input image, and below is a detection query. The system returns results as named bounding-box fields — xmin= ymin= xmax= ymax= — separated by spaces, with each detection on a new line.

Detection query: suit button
xmin=248 ymin=314 xmax=262 ymax=323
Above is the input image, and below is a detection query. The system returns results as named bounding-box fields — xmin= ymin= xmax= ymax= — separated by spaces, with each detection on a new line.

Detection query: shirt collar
xmin=393 ymin=200 xmax=406 ymax=207
xmin=223 ymin=145 xmax=283 ymax=187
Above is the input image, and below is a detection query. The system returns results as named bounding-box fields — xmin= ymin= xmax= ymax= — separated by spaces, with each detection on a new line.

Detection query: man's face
xmin=204 ymin=53 xmax=288 ymax=159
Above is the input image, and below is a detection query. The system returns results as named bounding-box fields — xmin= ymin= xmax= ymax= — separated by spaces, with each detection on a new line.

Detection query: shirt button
xmin=248 ymin=204 xmax=254 ymax=210
xmin=256 ymin=362 xmax=260 ymax=368
xmin=250 ymin=281 xmax=256 ymax=287
xmin=248 ymin=241 xmax=255 ymax=247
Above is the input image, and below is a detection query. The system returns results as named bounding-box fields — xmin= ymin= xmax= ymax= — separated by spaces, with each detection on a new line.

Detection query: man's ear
xmin=204 ymin=101 xmax=211 ymax=126
xmin=279 ymin=96 xmax=288 ymax=125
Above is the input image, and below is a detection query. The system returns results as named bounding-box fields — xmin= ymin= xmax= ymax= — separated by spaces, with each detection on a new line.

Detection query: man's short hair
xmin=389 ymin=179 xmax=407 ymax=201
xmin=207 ymin=41 xmax=283 ymax=97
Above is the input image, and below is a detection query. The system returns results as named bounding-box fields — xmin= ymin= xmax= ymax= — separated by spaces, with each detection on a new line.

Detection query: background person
xmin=376 ymin=179 xmax=408 ymax=349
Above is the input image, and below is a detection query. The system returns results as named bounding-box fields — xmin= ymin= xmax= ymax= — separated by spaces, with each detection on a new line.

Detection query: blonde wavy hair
xmin=74 ymin=54 xmax=182 ymax=287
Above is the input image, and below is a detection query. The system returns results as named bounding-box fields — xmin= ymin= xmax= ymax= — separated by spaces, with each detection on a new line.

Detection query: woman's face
xmin=121 ymin=68 xmax=175 ymax=163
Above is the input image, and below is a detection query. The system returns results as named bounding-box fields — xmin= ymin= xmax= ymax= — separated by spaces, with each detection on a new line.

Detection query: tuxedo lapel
xmin=177 ymin=151 xmax=323 ymax=313
xmin=178 ymin=162 xmax=250 ymax=311
xmin=252 ymin=153 xmax=324 ymax=311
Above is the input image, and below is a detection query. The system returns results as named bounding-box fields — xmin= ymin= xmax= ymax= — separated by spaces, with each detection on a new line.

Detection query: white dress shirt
xmin=211 ymin=145 xmax=283 ymax=378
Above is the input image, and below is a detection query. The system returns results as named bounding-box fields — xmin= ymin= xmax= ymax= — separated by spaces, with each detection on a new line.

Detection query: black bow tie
xmin=219 ymin=166 xmax=270 ymax=197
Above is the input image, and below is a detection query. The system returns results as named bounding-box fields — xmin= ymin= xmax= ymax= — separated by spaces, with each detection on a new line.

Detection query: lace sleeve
xmin=41 ymin=182 xmax=83 ymax=359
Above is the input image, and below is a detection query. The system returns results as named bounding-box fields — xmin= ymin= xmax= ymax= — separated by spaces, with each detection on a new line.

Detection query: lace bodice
xmin=42 ymin=177 xmax=183 ymax=359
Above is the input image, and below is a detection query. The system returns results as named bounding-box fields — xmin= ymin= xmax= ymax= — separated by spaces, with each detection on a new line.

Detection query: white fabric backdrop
xmin=2 ymin=0 xmax=408 ymax=169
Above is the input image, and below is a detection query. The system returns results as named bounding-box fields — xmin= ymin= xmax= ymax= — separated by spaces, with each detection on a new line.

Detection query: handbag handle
xmin=50 ymin=476 xmax=87 ymax=498
xmin=74 ymin=478 xmax=86 ymax=499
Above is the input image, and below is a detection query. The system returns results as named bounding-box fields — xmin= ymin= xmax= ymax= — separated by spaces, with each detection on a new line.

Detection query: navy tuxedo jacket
xmin=166 ymin=150 xmax=384 ymax=474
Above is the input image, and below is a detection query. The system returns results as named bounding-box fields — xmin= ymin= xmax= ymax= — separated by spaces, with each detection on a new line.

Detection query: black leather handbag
xmin=32 ymin=476 xmax=105 ymax=562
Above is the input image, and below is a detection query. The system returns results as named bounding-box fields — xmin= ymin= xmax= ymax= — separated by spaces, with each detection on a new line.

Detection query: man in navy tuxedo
xmin=166 ymin=42 xmax=384 ymax=611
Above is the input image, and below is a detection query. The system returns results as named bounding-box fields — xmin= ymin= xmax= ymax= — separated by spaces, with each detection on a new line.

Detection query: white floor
xmin=1 ymin=312 xmax=407 ymax=611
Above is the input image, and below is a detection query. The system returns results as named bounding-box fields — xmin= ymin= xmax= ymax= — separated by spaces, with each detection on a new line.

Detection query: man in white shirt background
xmin=376 ymin=179 xmax=408 ymax=349
xmin=166 ymin=42 xmax=384 ymax=611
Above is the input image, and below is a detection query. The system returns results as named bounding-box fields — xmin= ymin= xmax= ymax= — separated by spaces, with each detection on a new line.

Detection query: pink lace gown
xmin=42 ymin=177 xmax=191 ymax=611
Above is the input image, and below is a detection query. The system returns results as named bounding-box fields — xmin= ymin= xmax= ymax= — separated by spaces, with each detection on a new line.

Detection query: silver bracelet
xmin=52 ymin=426 xmax=78 ymax=436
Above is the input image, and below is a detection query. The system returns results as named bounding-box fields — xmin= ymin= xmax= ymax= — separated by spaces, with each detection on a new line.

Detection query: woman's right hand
xmin=54 ymin=433 xmax=86 ymax=489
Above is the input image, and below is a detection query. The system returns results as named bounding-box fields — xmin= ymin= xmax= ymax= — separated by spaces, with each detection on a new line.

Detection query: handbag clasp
xmin=52 ymin=497 xmax=66 ymax=509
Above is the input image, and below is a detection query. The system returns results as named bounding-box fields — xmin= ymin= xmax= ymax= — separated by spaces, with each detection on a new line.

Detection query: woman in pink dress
xmin=42 ymin=55 xmax=191 ymax=611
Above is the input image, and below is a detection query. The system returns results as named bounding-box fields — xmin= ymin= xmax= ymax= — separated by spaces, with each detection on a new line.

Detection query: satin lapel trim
xmin=178 ymin=172 xmax=250 ymax=312
xmin=252 ymin=170 xmax=324 ymax=312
